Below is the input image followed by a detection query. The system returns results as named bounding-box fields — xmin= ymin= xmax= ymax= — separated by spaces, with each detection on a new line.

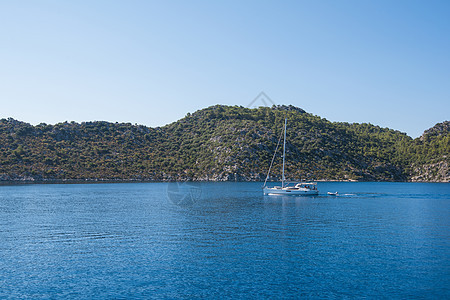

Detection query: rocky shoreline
xmin=1 ymin=176 xmax=448 ymax=185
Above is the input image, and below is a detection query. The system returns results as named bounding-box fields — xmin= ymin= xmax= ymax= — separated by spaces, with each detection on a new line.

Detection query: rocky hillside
xmin=409 ymin=121 xmax=449 ymax=182
xmin=0 ymin=105 xmax=448 ymax=182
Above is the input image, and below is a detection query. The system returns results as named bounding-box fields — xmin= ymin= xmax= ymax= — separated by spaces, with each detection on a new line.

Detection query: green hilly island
xmin=0 ymin=105 xmax=448 ymax=183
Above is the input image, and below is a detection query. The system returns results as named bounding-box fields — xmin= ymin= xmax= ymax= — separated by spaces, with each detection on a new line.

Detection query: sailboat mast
xmin=282 ymin=118 xmax=287 ymax=188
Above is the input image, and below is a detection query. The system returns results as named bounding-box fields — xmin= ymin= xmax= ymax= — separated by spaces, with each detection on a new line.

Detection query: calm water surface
xmin=0 ymin=182 xmax=448 ymax=298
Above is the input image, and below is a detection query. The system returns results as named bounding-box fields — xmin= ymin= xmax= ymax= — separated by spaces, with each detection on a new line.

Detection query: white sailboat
xmin=263 ymin=118 xmax=319 ymax=196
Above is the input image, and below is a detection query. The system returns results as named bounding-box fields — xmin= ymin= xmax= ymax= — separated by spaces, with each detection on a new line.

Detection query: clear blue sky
xmin=1 ymin=0 xmax=449 ymax=138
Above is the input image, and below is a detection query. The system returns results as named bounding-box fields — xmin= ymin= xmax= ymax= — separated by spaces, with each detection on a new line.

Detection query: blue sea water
xmin=0 ymin=182 xmax=448 ymax=298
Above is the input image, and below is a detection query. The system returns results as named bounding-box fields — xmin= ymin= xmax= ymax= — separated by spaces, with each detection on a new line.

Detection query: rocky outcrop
xmin=420 ymin=121 xmax=450 ymax=140
xmin=410 ymin=159 xmax=449 ymax=182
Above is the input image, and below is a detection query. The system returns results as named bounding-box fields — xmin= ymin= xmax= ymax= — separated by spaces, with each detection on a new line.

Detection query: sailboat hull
xmin=263 ymin=187 xmax=319 ymax=196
